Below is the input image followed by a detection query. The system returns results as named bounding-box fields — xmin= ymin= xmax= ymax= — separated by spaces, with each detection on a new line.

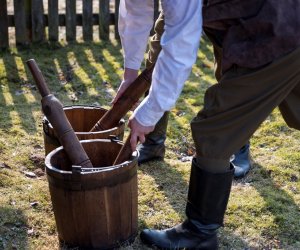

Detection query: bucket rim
xmin=45 ymin=139 xmax=139 ymax=175
xmin=42 ymin=105 xmax=125 ymax=135
xmin=62 ymin=105 xmax=126 ymax=128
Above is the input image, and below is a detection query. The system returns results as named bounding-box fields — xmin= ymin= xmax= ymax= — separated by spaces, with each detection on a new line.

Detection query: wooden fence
xmin=0 ymin=0 xmax=159 ymax=49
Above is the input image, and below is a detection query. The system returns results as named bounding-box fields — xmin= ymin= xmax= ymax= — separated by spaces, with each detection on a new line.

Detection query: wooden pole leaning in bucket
xmin=90 ymin=65 xmax=154 ymax=164
xmin=27 ymin=59 xmax=93 ymax=169
xmin=90 ymin=64 xmax=154 ymax=131
xmin=113 ymin=133 xmax=132 ymax=165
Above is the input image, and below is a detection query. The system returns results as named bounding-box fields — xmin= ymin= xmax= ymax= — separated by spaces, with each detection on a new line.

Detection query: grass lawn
xmin=0 ymin=37 xmax=300 ymax=249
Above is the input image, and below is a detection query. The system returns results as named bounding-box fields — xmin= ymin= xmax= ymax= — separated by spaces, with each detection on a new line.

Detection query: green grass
xmin=0 ymin=37 xmax=300 ymax=249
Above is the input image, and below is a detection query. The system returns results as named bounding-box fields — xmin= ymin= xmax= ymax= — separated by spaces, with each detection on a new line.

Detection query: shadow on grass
xmin=0 ymin=206 xmax=28 ymax=249
xmin=92 ymin=42 xmax=123 ymax=88
xmin=0 ymin=42 xmax=125 ymax=135
xmin=250 ymin=161 xmax=300 ymax=247
xmin=1 ymin=54 xmax=38 ymax=134
xmin=139 ymin=161 xmax=189 ymax=219
xmin=0 ymin=81 xmax=12 ymax=130
xmin=68 ymin=42 xmax=105 ymax=88
xmin=66 ymin=41 xmax=122 ymax=90
xmin=48 ymin=41 xmax=123 ymax=104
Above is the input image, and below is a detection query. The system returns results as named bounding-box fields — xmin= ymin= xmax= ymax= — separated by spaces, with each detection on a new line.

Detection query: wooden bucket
xmin=45 ymin=139 xmax=138 ymax=249
xmin=43 ymin=106 xmax=125 ymax=155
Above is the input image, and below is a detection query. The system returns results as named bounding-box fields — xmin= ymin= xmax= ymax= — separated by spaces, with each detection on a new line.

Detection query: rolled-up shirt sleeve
xmin=133 ymin=0 xmax=203 ymax=126
xmin=119 ymin=0 xmax=154 ymax=70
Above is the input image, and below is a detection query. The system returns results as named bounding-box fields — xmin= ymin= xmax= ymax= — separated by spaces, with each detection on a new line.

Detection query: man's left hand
xmin=128 ymin=116 xmax=155 ymax=151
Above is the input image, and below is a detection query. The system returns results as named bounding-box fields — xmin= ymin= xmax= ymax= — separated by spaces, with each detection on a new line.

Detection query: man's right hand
xmin=111 ymin=68 xmax=139 ymax=104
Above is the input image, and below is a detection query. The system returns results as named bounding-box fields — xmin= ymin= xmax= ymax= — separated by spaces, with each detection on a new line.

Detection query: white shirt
xmin=119 ymin=0 xmax=203 ymax=126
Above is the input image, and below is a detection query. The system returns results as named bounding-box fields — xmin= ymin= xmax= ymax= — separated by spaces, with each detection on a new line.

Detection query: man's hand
xmin=111 ymin=68 xmax=138 ymax=104
xmin=128 ymin=116 xmax=155 ymax=151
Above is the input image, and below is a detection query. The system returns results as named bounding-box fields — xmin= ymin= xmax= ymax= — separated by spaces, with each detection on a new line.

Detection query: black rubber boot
xmin=232 ymin=142 xmax=251 ymax=178
xmin=140 ymin=219 xmax=218 ymax=250
xmin=137 ymin=111 xmax=169 ymax=164
xmin=140 ymin=159 xmax=234 ymax=249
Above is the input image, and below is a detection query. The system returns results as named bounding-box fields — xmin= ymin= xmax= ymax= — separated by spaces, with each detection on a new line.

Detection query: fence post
xmin=48 ymin=0 xmax=59 ymax=41
xmin=83 ymin=0 xmax=93 ymax=41
xmin=31 ymin=0 xmax=45 ymax=43
xmin=154 ymin=0 xmax=159 ymax=21
xmin=114 ymin=0 xmax=120 ymax=40
xmin=99 ymin=0 xmax=110 ymax=41
xmin=66 ymin=0 xmax=76 ymax=41
xmin=0 ymin=0 xmax=9 ymax=49
xmin=1 ymin=0 xmax=147 ymax=47
xmin=14 ymin=0 xmax=31 ymax=46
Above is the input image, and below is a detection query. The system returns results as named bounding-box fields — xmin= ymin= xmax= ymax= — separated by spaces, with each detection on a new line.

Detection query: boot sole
xmin=141 ymin=241 xmax=217 ymax=250
xmin=138 ymin=156 xmax=164 ymax=165
xmin=233 ymin=168 xmax=250 ymax=179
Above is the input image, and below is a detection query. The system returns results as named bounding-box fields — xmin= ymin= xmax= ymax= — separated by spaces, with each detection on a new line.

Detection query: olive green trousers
xmin=192 ymin=47 xmax=300 ymax=169
xmin=147 ymin=13 xmax=300 ymax=171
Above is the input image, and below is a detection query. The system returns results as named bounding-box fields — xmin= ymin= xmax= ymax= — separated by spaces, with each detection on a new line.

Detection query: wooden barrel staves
xmin=43 ymin=105 xmax=125 ymax=155
xmin=45 ymin=139 xmax=138 ymax=249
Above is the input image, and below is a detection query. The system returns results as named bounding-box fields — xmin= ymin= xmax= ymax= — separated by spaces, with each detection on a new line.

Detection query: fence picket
xmin=0 ymin=0 xmax=9 ymax=49
xmin=114 ymin=0 xmax=120 ymax=40
xmin=83 ymin=0 xmax=93 ymax=41
xmin=66 ymin=0 xmax=76 ymax=41
xmin=31 ymin=0 xmax=45 ymax=43
xmin=48 ymin=0 xmax=59 ymax=41
xmin=1 ymin=0 xmax=160 ymax=47
xmin=99 ymin=0 xmax=110 ymax=41
xmin=14 ymin=0 xmax=31 ymax=46
xmin=154 ymin=0 xmax=159 ymax=21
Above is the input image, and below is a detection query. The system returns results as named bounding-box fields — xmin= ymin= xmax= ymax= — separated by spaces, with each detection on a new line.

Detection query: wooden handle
xmin=113 ymin=133 xmax=133 ymax=165
xmin=90 ymin=65 xmax=154 ymax=131
xmin=27 ymin=59 xmax=51 ymax=97
xmin=27 ymin=59 xmax=93 ymax=169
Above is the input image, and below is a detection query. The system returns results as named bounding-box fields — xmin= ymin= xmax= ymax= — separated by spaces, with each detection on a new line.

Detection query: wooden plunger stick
xmin=91 ymin=65 xmax=154 ymax=164
xmin=27 ymin=59 xmax=93 ymax=169
xmin=90 ymin=64 xmax=154 ymax=131
xmin=113 ymin=133 xmax=133 ymax=165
